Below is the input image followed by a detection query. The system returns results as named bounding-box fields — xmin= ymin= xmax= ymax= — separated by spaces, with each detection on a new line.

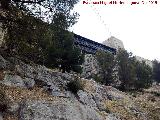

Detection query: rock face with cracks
xmin=20 ymin=100 xmax=104 ymax=120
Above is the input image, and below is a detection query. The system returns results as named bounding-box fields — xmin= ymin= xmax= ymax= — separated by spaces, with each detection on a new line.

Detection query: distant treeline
xmin=95 ymin=49 xmax=160 ymax=91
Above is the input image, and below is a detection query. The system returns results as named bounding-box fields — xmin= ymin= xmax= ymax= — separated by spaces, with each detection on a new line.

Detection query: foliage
xmin=94 ymin=49 xmax=152 ymax=90
xmin=150 ymin=91 xmax=160 ymax=97
xmin=95 ymin=50 xmax=116 ymax=85
xmin=1 ymin=0 xmax=84 ymax=73
xmin=116 ymin=49 xmax=152 ymax=91
xmin=67 ymin=78 xmax=84 ymax=94
xmin=116 ymin=49 xmax=137 ymax=90
xmin=1 ymin=0 xmax=79 ymax=23
xmin=93 ymin=74 xmax=103 ymax=84
xmin=152 ymin=60 xmax=160 ymax=83
xmin=45 ymin=42 xmax=84 ymax=73
xmin=44 ymin=12 xmax=84 ymax=73
xmin=3 ymin=11 xmax=52 ymax=64
xmin=135 ymin=61 xmax=153 ymax=89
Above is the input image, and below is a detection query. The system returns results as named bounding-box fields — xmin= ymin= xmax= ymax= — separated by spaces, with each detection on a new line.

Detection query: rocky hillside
xmin=0 ymin=55 xmax=160 ymax=120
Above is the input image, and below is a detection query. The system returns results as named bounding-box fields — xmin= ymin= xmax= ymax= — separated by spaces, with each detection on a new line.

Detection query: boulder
xmin=92 ymin=93 xmax=106 ymax=111
xmin=0 ymin=74 xmax=35 ymax=88
xmin=0 ymin=55 xmax=6 ymax=70
xmin=77 ymin=90 xmax=97 ymax=108
xmin=1 ymin=74 xmax=25 ymax=87
xmin=23 ymin=77 xmax=35 ymax=88
xmin=7 ymin=102 xmax=19 ymax=114
xmin=106 ymin=114 xmax=121 ymax=120
xmin=19 ymin=100 xmax=104 ymax=120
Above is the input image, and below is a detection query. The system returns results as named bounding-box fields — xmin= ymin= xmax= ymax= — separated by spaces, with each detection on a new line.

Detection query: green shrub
xmin=95 ymin=50 xmax=116 ymax=85
xmin=67 ymin=79 xmax=84 ymax=94
xmin=93 ymin=74 xmax=103 ymax=84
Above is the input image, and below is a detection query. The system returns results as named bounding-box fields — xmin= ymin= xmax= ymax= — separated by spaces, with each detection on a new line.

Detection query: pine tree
xmin=117 ymin=49 xmax=153 ymax=91
xmin=45 ymin=12 xmax=84 ymax=73
xmin=153 ymin=60 xmax=160 ymax=83
xmin=116 ymin=49 xmax=136 ymax=90
xmin=1 ymin=0 xmax=84 ymax=73
xmin=95 ymin=50 xmax=116 ymax=85
xmin=135 ymin=61 xmax=152 ymax=89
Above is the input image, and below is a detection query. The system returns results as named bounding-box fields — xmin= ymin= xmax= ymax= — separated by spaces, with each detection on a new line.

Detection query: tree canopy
xmin=135 ymin=61 xmax=152 ymax=89
xmin=153 ymin=60 xmax=160 ymax=83
xmin=1 ymin=0 xmax=79 ymax=24
xmin=95 ymin=50 xmax=116 ymax=85
xmin=1 ymin=0 xmax=84 ymax=73
xmin=116 ymin=49 xmax=152 ymax=91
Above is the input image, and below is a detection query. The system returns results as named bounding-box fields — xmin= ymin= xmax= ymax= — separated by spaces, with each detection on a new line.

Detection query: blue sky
xmin=70 ymin=0 xmax=160 ymax=61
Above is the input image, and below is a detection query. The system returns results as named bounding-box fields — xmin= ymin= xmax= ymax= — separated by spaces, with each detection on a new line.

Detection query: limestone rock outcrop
xmin=0 ymin=74 xmax=35 ymax=88
xmin=0 ymin=55 xmax=159 ymax=120
xmin=81 ymin=54 xmax=100 ymax=79
xmin=102 ymin=36 xmax=124 ymax=50
xmin=20 ymin=99 xmax=104 ymax=120
xmin=135 ymin=56 xmax=153 ymax=68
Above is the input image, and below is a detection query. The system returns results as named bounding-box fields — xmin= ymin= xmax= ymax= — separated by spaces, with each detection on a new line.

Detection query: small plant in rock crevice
xmin=67 ymin=78 xmax=84 ymax=94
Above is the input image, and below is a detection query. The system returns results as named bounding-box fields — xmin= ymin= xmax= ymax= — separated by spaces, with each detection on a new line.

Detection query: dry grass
xmin=82 ymin=79 xmax=97 ymax=93
xmin=135 ymin=98 xmax=160 ymax=120
xmin=104 ymin=94 xmax=160 ymax=120
xmin=3 ymin=113 xmax=18 ymax=120
xmin=105 ymin=100 xmax=138 ymax=120
xmin=0 ymin=84 xmax=57 ymax=103
xmin=0 ymin=81 xmax=66 ymax=120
